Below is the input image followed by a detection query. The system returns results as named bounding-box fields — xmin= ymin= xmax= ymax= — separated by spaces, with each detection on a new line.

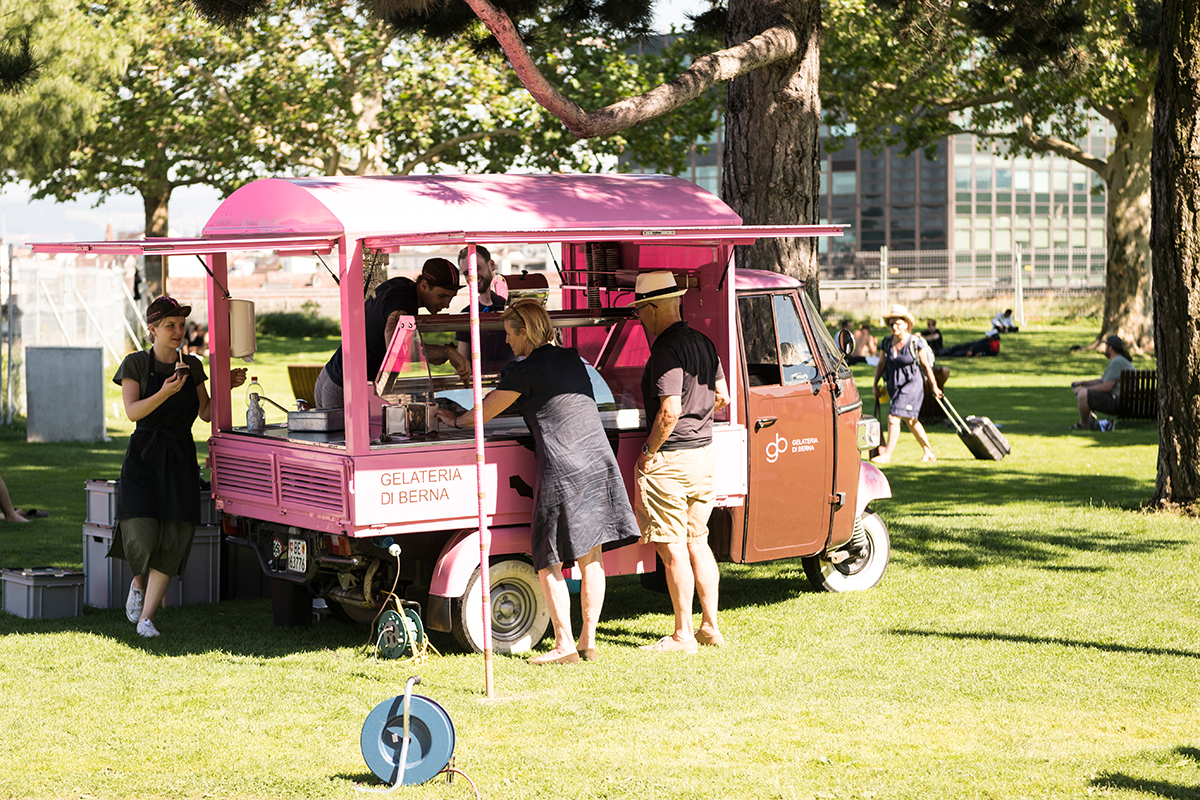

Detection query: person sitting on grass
xmin=991 ymin=308 xmax=1018 ymax=333
xmin=1070 ymin=334 xmax=1134 ymax=431
xmin=1 ymin=472 xmax=31 ymax=523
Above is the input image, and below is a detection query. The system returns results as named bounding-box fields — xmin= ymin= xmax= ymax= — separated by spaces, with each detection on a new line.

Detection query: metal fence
xmin=821 ymin=247 xmax=1107 ymax=290
xmin=2 ymin=254 xmax=145 ymax=420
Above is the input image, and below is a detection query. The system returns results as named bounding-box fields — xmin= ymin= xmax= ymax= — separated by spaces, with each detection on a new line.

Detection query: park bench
xmin=1117 ymin=369 xmax=1157 ymax=420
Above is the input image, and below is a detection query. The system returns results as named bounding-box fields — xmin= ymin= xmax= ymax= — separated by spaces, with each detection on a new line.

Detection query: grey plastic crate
xmin=82 ymin=524 xmax=220 ymax=608
xmin=85 ymin=480 xmax=218 ymax=528
xmin=2 ymin=568 xmax=85 ymax=619
xmin=85 ymin=480 xmax=118 ymax=526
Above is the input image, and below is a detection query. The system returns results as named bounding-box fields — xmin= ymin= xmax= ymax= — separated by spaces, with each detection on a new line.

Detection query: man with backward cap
xmin=633 ymin=270 xmax=731 ymax=654
xmin=314 ymin=258 xmax=470 ymax=408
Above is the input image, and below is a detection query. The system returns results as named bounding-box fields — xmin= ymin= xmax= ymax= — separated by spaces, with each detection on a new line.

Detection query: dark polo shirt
xmin=641 ymin=321 xmax=725 ymax=451
xmin=324 ymin=277 xmax=418 ymax=387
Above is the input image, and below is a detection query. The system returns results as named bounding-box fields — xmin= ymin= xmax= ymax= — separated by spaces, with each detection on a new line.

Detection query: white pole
xmin=466 ymin=244 xmax=494 ymax=698
xmin=879 ymin=246 xmax=888 ymax=320
xmin=1014 ymin=244 xmax=1025 ymax=329
xmin=4 ymin=243 xmax=12 ymax=424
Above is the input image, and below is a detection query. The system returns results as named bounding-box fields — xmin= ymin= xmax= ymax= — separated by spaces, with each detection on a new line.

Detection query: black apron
xmin=114 ymin=356 xmax=202 ymax=527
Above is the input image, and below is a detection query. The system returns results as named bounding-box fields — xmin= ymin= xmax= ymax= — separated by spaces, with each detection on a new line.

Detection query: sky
xmin=0 ymin=0 xmax=708 ymax=247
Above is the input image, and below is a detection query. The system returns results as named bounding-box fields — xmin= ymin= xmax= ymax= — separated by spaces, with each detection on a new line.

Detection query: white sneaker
xmin=126 ymin=582 xmax=144 ymax=623
xmin=136 ymin=618 xmax=160 ymax=638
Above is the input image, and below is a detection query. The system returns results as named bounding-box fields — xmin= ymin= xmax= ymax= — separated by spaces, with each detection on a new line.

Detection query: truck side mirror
xmin=836 ymin=328 xmax=854 ymax=356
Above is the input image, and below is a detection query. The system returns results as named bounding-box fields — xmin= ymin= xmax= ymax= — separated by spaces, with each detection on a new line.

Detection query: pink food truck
xmin=37 ymin=174 xmax=890 ymax=653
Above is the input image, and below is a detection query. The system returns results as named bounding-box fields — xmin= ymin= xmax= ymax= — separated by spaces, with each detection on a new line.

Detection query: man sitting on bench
xmin=1070 ymin=334 xmax=1134 ymax=431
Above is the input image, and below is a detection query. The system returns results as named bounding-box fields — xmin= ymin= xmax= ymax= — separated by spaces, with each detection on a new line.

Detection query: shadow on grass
xmin=1089 ymin=775 xmax=1200 ymax=799
xmin=888 ymin=629 xmax=1200 ymax=661
xmin=1089 ymin=746 xmax=1200 ymax=798
xmin=0 ymin=600 xmax=368 ymax=658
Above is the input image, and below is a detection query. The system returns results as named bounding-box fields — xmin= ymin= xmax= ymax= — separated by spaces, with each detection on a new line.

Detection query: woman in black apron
xmin=112 ymin=297 xmax=246 ymax=637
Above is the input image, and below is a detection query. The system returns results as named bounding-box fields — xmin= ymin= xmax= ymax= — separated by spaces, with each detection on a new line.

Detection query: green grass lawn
xmin=0 ymin=323 xmax=1197 ymax=799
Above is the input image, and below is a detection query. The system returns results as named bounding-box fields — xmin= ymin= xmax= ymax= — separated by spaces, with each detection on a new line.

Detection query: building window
xmin=996 ymin=169 xmax=1012 ymax=189
xmin=955 ymin=168 xmax=971 ymax=190
xmin=831 ymin=172 xmax=857 ymax=194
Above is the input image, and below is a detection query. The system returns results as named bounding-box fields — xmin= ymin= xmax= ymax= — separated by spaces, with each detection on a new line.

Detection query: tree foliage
xmin=0 ymin=0 xmax=127 ymax=180
xmin=822 ymin=0 xmax=1160 ymax=346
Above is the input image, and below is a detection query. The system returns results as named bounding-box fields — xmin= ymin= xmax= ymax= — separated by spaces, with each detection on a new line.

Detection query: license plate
xmin=288 ymin=539 xmax=307 ymax=573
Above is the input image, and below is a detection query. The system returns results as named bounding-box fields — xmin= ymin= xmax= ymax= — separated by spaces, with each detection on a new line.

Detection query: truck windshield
xmin=800 ymin=291 xmax=853 ymax=378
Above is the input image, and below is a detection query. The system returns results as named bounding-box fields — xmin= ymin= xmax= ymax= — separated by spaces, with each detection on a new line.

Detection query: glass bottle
xmin=246 ymin=376 xmax=265 ymax=431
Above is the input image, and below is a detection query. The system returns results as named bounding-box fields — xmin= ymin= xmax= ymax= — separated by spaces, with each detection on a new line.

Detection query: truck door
xmin=738 ymin=292 xmax=833 ymax=561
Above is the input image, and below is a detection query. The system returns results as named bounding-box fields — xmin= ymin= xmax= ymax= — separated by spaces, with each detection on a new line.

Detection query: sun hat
xmin=146 ymin=296 xmax=191 ymax=324
xmin=419 ymin=258 xmax=462 ymax=291
xmin=634 ymin=271 xmax=686 ymax=305
xmin=881 ymin=303 xmax=916 ymax=330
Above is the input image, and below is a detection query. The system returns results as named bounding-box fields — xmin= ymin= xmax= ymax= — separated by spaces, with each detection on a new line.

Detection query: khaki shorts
xmin=635 ymin=444 xmax=716 ymax=545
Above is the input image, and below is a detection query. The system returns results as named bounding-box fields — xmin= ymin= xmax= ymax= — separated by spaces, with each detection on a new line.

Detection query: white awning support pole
xmin=467 ymin=244 xmax=494 ymax=698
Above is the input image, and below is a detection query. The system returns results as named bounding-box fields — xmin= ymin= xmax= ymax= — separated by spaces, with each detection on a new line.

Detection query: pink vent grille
xmin=214 ymin=451 xmax=275 ymax=502
xmin=279 ymin=461 xmax=346 ymax=516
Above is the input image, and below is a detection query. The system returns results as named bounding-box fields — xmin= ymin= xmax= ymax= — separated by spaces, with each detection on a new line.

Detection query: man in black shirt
xmin=455 ymin=245 xmax=515 ymax=373
xmin=633 ymin=271 xmax=730 ymax=654
xmin=314 ymin=258 xmax=468 ymax=408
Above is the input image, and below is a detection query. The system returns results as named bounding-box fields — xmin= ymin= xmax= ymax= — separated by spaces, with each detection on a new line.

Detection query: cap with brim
xmin=420 ymin=258 xmax=461 ymax=291
xmin=146 ymin=296 xmax=191 ymax=324
xmin=634 ymin=270 xmax=686 ymax=305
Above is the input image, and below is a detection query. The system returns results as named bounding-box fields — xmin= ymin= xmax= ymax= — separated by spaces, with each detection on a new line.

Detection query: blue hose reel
xmin=360 ymin=677 xmax=456 ymax=787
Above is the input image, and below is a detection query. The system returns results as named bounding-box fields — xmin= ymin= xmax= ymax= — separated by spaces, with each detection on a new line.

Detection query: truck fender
xmin=855 ymin=462 xmax=892 ymax=518
xmin=428 ymin=526 xmax=535 ymax=600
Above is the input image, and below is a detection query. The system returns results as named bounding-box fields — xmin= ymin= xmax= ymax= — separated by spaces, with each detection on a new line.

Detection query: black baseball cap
xmin=146 ymin=296 xmax=191 ymax=324
xmin=419 ymin=258 xmax=462 ymax=291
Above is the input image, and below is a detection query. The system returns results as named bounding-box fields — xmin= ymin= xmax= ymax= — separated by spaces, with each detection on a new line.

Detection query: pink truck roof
xmin=203 ymin=174 xmax=744 ymax=238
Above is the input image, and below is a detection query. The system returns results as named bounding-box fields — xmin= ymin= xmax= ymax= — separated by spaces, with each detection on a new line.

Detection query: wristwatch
xmin=641 ymin=443 xmax=654 ymax=456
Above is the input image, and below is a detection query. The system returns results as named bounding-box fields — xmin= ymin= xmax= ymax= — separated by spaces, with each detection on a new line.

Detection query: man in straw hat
xmin=1069 ymin=334 xmax=1134 ymax=431
xmin=872 ymin=303 xmax=942 ymax=463
xmin=632 ymin=270 xmax=730 ymax=654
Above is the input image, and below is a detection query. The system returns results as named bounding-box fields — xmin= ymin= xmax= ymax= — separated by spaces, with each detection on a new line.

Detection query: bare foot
xmin=871 ymin=453 xmax=891 ymax=464
xmin=3 ymin=512 xmax=29 ymax=523
xmin=920 ymin=452 xmax=937 ymax=462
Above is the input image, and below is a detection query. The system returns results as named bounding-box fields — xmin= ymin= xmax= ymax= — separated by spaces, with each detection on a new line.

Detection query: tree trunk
xmin=723 ymin=0 xmax=822 ymax=304
xmin=1150 ymin=0 xmax=1200 ymax=510
xmin=1101 ymin=94 xmax=1154 ymax=351
xmin=142 ymin=183 xmax=173 ymax=298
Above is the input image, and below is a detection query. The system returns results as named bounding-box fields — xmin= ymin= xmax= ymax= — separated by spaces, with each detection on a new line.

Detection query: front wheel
xmin=802 ymin=511 xmax=890 ymax=592
xmin=451 ymin=559 xmax=550 ymax=654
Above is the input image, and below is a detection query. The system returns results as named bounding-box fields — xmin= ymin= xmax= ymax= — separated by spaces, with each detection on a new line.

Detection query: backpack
xmin=882 ymin=333 xmax=930 ymax=364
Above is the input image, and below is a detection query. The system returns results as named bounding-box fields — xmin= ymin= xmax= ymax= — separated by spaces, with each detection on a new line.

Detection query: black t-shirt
xmin=455 ymin=293 xmax=515 ymax=370
xmin=324 ymin=277 xmax=419 ymax=387
xmin=641 ymin=321 xmax=725 ymax=451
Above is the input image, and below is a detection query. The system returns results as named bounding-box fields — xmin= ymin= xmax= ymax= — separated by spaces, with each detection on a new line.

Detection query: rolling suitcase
xmin=936 ymin=395 xmax=1010 ymax=461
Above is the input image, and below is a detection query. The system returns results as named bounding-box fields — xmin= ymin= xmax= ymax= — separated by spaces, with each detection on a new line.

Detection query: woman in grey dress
xmin=437 ymin=300 xmax=639 ymax=665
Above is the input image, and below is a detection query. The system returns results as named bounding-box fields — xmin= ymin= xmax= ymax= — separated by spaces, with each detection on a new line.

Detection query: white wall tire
xmin=802 ymin=511 xmax=890 ymax=592
xmin=451 ymin=559 xmax=550 ymax=654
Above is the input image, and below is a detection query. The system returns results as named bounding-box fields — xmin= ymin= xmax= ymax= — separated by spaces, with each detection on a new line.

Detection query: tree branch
xmin=1009 ymin=90 xmax=1108 ymax=175
xmin=461 ymin=0 xmax=799 ymax=138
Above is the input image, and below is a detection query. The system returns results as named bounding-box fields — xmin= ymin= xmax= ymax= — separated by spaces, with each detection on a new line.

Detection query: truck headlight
xmin=857 ymin=416 xmax=880 ymax=450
